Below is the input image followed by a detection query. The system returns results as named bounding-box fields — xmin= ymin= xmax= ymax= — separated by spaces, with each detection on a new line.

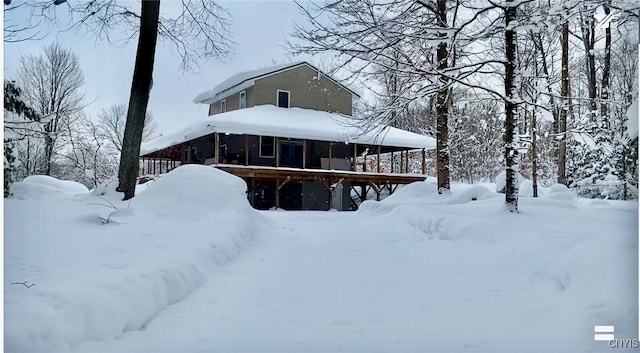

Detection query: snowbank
xmin=357 ymin=179 xmax=637 ymax=351
xmin=9 ymin=175 xmax=89 ymax=200
xmin=5 ymin=165 xmax=265 ymax=352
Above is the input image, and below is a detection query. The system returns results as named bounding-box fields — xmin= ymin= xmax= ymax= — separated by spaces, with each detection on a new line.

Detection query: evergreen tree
xmin=3 ymin=80 xmax=41 ymax=196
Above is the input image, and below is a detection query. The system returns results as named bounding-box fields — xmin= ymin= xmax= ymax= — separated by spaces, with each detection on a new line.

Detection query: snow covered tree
xmin=3 ymin=80 xmax=41 ymax=196
xmin=291 ymin=0 xmax=467 ymax=193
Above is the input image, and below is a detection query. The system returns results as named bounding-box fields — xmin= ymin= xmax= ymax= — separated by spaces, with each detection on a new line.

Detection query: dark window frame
xmin=259 ymin=136 xmax=275 ymax=158
xmin=276 ymin=90 xmax=290 ymax=108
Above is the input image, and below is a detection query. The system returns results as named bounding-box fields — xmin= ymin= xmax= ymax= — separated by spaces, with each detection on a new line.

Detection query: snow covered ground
xmin=4 ymin=166 xmax=638 ymax=352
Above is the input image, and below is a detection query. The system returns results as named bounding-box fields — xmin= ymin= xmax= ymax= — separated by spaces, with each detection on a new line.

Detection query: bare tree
xmin=3 ymin=2 xmax=46 ymax=43
xmin=97 ymin=104 xmax=157 ymax=153
xmin=57 ymin=112 xmax=119 ymax=187
xmin=17 ymin=42 xmax=85 ymax=176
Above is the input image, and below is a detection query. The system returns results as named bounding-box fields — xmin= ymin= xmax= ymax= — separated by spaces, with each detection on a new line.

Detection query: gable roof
xmin=193 ymin=61 xmax=361 ymax=105
xmin=141 ymin=105 xmax=435 ymax=156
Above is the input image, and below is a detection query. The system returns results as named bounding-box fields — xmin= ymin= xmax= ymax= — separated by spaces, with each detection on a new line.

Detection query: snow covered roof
xmin=141 ymin=105 xmax=436 ymax=156
xmin=193 ymin=61 xmax=361 ymax=104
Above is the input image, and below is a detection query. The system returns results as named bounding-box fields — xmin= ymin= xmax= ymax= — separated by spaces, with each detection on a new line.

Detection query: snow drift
xmin=358 ymin=180 xmax=637 ymax=350
xmin=4 ymin=165 xmax=265 ymax=352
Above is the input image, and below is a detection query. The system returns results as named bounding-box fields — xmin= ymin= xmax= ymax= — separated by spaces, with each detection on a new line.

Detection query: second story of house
xmin=193 ymin=61 xmax=360 ymax=116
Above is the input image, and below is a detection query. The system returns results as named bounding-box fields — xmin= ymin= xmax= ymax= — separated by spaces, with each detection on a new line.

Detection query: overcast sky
xmin=3 ymin=0 xmax=319 ymax=135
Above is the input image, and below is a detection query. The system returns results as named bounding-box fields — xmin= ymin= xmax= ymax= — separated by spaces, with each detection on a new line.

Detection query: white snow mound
xmin=545 ymin=183 xmax=576 ymax=201
xmin=5 ymin=166 xmax=264 ymax=353
xmin=10 ymin=175 xmax=89 ymax=200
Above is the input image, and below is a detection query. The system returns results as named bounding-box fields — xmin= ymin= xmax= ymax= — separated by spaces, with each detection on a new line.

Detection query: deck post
xmin=377 ymin=145 xmax=381 ymax=173
xmin=214 ymin=132 xmax=220 ymax=164
xmin=352 ymin=143 xmax=357 ymax=171
xmin=391 ymin=151 xmax=394 ymax=173
xmin=153 ymin=158 xmax=156 ymax=174
xmin=362 ymin=146 xmax=367 ymax=172
xmin=399 ymin=150 xmax=403 ymax=174
xmin=275 ymin=137 xmax=280 ymax=168
xmin=244 ymin=135 xmax=249 ymax=166
xmin=328 ymin=142 xmax=333 ymax=170
xmin=405 ymin=149 xmax=409 ymax=173
xmin=422 ymin=148 xmax=426 ymax=174
xmin=275 ymin=178 xmax=280 ymax=209
xmin=303 ymin=139 xmax=307 ymax=169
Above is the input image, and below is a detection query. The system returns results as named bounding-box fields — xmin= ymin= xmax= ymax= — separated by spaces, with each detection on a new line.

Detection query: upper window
xmin=239 ymin=91 xmax=246 ymax=109
xmin=277 ymin=90 xmax=290 ymax=108
xmin=260 ymin=136 xmax=275 ymax=158
xmin=220 ymin=99 xmax=227 ymax=113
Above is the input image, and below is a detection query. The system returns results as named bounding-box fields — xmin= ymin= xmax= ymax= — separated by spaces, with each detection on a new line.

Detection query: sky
xmin=3 ymin=0 xmax=318 ymax=136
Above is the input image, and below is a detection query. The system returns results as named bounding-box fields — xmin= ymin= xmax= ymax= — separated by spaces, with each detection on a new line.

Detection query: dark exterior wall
xmin=302 ymin=181 xmax=329 ymax=210
xmin=307 ymin=141 xmax=352 ymax=169
xmin=208 ymin=86 xmax=255 ymax=116
xmin=253 ymin=65 xmax=352 ymax=115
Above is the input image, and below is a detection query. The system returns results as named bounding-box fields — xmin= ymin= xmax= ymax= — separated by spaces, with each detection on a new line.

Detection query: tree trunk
xmin=558 ymin=20 xmax=569 ymax=185
xmin=44 ymin=129 xmax=54 ymax=175
xmin=601 ymin=0 xmax=612 ymax=125
xmin=581 ymin=10 xmax=597 ymax=115
xmin=117 ymin=0 xmax=161 ymax=200
xmin=436 ymin=0 xmax=450 ymax=193
xmin=504 ymin=0 xmax=518 ymax=212
xmin=531 ymin=110 xmax=538 ymax=197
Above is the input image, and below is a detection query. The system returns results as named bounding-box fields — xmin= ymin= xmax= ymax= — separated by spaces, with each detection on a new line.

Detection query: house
xmin=140 ymin=62 xmax=436 ymax=210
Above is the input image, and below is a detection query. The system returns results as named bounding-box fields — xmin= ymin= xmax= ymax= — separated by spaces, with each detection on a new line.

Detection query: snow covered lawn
xmin=4 ymin=167 xmax=638 ymax=352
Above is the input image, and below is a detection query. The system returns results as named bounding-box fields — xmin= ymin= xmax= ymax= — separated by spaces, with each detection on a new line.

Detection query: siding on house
xmin=209 ymin=86 xmax=255 ymax=116
xmin=253 ymin=65 xmax=352 ymax=115
xmin=207 ymin=65 xmax=352 ymax=116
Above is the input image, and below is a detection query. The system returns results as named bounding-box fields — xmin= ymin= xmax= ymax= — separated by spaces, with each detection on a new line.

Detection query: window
xmin=277 ymin=90 xmax=290 ymax=108
xmin=239 ymin=91 xmax=246 ymax=109
xmin=220 ymin=99 xmax=227 ymax=113
xmin=260 ymin=136 xmax=275 ymax=158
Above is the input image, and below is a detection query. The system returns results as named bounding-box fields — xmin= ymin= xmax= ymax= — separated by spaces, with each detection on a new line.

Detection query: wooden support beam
xmin=277 ymin=176 xmax=292 ymax=191
xmin=399 ymin=150 xmax=404 ymax=174
xmin=214 ymin=132 xmax=220 ymax=164
xmin=302 ymin=139 xmax=307 ymax=169
xmin=275 ymin=137 xmax=280 ymax=167
xmin=153 ymin=158 xmax=156 ymax=174
xmin=352 ymin=143 xmax=357 ymax=171
xmin=275 ymin=178 xmax=280 ymax=209
xmin=377 ymin=145 xmax=381 ymax=173
xmin=244 ymin=135 xmax=249 ymax=166
xmin=368 ymin=181 xmax=382 ymax=201
xmin=328 ymin=142 xmax=333 ymax=170
xmin=422 ymin=148 xmax=426 ymax=174
xmin=351 ymin=185 xmax=363 ymax=201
